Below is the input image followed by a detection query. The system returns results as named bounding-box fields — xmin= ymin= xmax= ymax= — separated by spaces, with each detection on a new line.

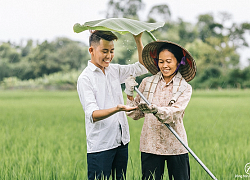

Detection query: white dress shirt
xmin=77 ymin=60 xmax=147 ymax=153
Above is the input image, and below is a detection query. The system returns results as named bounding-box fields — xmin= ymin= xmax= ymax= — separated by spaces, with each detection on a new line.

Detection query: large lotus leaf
xmin=73 ymin=18 xmax=164 ymax=36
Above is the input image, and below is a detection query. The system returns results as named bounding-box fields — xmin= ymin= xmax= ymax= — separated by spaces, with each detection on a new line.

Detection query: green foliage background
xmin=1 ymin=0 xmax=250 ymax=90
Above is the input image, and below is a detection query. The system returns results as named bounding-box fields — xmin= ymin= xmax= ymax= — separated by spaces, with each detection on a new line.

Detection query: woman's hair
xmin=157 ymin=44 xmax=183 ymax=63
xmin=89 ymin=30 xmax=118 ymax=47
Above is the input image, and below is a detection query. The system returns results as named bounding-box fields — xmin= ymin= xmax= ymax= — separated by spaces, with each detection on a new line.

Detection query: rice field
xmin=0 ymin=89 xmax=249 ymax=179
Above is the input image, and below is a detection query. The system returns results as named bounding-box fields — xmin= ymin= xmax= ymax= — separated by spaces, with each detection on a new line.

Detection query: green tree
xmin=106 ymin=0 xmax=145 ymax=20
xmin=0 ymin=42 xmax=21 ymax=81
xmin=0 ymin=59 xmax=11 ymax=81
xmin=17 ymin=38 xmax=89 ymax=80
xmin=196 ymin=13 xmax=224 ymax=42
xmin=0 ymin=42 xmax=21 ymax=63
xmin=194 ymin=13 xmax=249 ymax=71
xmin=147 ymin=4 xmax=171 ymax=23
xmin=177 ymin=19 xmax=198 ymax=46
xmin=228 ymin=22 xmax=250 ymax=48
xmin=21 ymin=40 xmax=33 ymax=57
xmin=51 ymin=38 xmax=89 ymax=70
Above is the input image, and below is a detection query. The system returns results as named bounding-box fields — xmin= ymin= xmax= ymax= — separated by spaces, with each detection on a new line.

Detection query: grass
xmin=0 ymin=89 xmax=250 ymax=179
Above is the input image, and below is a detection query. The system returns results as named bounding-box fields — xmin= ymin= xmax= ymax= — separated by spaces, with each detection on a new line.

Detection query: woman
xmin=125 ymin=41 xmax=196 ymax=180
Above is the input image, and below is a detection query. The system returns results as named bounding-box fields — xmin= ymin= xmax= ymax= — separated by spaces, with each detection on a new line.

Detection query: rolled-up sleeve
xmin=154 ymin=84 xmax=192 ymax=124
xmin=77 ymin=76 xmax=99 ymax=123
xmin=119 ymin=62 xmax=148 ymax=83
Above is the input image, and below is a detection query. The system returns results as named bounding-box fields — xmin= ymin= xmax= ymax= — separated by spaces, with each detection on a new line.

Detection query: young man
xmin=77 ymin=30 xmax=147 ymax=180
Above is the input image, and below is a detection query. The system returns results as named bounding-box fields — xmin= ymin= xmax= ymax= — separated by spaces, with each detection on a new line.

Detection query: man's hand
xmin=124 ymin=75 xmax=138 ymax=96
xmin=117 ymin=104 xmax=137 ymax=112
xmin=138 ymin=103 xmax=158 ymax=114
xmin=93 ymin=104 xmax=137 ymax=122
xmin=133 ymin=32 xmax=143 ymax=42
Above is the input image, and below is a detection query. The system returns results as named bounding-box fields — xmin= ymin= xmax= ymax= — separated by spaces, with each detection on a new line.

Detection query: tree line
xmin=0 ymin=0 xmax=250 ymax=89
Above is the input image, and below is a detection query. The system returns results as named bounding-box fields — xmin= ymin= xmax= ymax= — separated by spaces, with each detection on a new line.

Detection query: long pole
xmin=134 ymin=87 xmax=217 ymax=180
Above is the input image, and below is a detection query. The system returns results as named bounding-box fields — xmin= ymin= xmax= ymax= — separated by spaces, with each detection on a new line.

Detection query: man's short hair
xmin=89 ymin=30 xmax=118 ymax=47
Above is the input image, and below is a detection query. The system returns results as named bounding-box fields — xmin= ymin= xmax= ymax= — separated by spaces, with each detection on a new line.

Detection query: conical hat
xmin=142 ymin=40 xmax=196 ymax=82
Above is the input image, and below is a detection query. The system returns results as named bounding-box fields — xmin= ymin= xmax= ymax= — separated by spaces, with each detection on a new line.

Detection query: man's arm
xmin=133 ymin=32 xmax=145 ymax=67
xmin=92 ymin=104 xmax=137 ymax=122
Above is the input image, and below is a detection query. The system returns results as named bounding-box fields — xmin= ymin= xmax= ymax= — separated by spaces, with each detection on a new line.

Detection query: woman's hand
xmin=124 ymin=75 xmax=138 ymax=96
xmin=138 ymin=103 xmax=158 ymax=114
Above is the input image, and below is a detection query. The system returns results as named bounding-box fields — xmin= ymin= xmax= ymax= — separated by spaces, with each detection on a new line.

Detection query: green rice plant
xmin=184 ymin=89 xmax=250 ymax=179
xmin=0 ymin=89 xmax=249 ymax=179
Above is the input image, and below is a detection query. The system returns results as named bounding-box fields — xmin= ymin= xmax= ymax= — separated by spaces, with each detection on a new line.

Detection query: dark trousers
xmin=141 ymin=152 xmax=190 ymax=180
xmin=87 ymin=143 xmax=128 ymax=180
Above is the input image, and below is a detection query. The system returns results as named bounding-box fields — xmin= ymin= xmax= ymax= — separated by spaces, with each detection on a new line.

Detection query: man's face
xmin=89 ymin=39 xmax=114 ymax=71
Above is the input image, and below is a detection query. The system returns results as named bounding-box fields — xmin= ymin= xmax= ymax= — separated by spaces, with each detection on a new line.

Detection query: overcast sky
xmin=0 ymin=0 xmax=249 ymax=65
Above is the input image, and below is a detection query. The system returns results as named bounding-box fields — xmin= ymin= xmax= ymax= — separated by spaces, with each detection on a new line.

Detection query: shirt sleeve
xmin=154 ymin=84 xmax=192 ymax=124
xmin=77 ymin=75 xmax=99 ymax=123
xmin=126 ymin=77 xmax=148 ymax=120
xmin=118 ymin=62 xmax=148 ymax=83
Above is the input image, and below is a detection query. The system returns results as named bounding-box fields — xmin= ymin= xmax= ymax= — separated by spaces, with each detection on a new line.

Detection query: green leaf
xmin=73 ymin=18 xmax=164 ymax=36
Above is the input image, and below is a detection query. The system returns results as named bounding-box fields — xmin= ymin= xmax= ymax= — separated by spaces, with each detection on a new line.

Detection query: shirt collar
xmin=88 ymin=60 xmax=98 ymax=71
xmin=88 ymin=60 xmax=110 ymax=73
xmin=159 ymin=72 xmax=175 ymax=86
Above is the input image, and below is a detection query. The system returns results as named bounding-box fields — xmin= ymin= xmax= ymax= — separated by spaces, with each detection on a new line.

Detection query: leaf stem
xmin=146 ymin=31 xmax=157 ymax=41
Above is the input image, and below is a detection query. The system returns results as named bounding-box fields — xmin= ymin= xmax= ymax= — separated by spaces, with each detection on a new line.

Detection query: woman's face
xmin=158 ymin=49 xmax=178 ymax=82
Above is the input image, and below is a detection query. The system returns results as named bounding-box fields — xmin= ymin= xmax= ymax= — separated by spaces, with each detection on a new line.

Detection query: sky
xmin=0 ymin=0 xmax=249 ymax=65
